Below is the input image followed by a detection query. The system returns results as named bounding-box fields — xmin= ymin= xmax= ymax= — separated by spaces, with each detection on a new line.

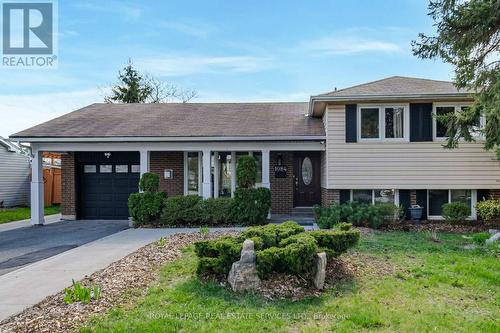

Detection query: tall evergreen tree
xmin=412 ymin=0 xmax=500 ymax=157
xmin=105 ymin=60 xmax=152 ymax=103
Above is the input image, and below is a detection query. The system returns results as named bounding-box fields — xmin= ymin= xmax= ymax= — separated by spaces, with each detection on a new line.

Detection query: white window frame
xmin=427 ymin=189 xmax=477 ymax=220
xmin=433 ymin=103 xmax=482 ymax=141
xmin=357 ymin=104 xmax=409 ymax=142
xmin=183 ymin=151 xmax=202 ymax=196
xmin=350 ymin=189 xmax=399 ymax=206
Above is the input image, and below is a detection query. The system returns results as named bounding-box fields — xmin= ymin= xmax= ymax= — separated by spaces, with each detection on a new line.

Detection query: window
xmin=83 ymin=165 xmax=96 ymax=173
xmin=360 ymin=108 xmax=379 ymax=138
xmin=252 ymin=152 xmax=263 ymax=184
xmin=428 ymin=190 xmax=448 ymax=216
xmin=385 ymin=107 xmax=404 ymax=138
xmin=435 ymin=106 xmax=454 ymax=138
xmin=100 ymin=165 xmax=112 ymax=173
xmin=374 ymin=189 xmax=395 ymax=204
xmin=428 ymin=189 xmax=473 ymax=217
xmin=352 ymin=190 xmax=373 ymax=204
xmin=131 ymin=165 xmax=140 ymax=173
xmin=116 ymin=165 xmax=128 ymax=173
xmin=186 ymin=152 xmax=200 ymax=195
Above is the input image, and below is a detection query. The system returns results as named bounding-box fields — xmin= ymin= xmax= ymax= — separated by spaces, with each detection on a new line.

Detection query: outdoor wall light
xmin=164 ymin=169 xmax=173 ymax=180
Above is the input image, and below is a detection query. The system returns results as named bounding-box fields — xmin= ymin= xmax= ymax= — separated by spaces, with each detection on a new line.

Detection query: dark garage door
xmin=77 ymin=152 xmax=140 ymax=219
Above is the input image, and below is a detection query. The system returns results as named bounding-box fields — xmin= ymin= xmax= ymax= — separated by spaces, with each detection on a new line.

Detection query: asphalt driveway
xmin=0 ymin=219 xmax=129 ymax=275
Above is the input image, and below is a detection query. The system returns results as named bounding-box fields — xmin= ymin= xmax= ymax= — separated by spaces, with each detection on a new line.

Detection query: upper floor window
xmin=433 ymin=104 xmax=481 ymax=140
xmin=358 ymin=105 xmax=408 ymax=141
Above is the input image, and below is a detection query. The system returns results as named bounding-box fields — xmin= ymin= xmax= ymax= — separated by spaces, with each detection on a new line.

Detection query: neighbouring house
xmin=10 ymin=76 xmax=500 ymax=224
xmin=0 ymin=137 xmax=30 ymax=208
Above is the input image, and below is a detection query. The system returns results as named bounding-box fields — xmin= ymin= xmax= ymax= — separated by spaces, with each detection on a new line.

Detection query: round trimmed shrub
xmin=442 ymin=202 xmax=470 ymax=224
xmin=139 ymin=172 xmax=160 ymax=192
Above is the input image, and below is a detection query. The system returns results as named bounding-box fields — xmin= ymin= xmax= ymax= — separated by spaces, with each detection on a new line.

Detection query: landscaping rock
xmin=486 ymin=232 xmax=500 ymax=244
xmin=313 ymin=252 xmax=327 ymax=290
xmin=228 ymin=239 xmax=261 ymax=292
xmin=488 ymin=229 xmax=499 ymax=235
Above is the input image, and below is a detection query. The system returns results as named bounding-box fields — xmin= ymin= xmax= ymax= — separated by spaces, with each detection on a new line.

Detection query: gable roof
xmin=11 ymin=102 xmax=325 ymax=140
xmin=318 ymin=76 xmax=472 ymax=97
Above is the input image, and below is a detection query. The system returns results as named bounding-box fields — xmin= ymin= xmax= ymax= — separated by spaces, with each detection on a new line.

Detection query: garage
xmin=76 ymin=152 xmax=140 ymax=219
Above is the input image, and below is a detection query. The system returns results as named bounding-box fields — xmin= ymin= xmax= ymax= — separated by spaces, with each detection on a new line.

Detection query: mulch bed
xmin=383 ymin=221 xmax=495 ymax=233
xmin=0 ymin=232 xmax=238 ymax=333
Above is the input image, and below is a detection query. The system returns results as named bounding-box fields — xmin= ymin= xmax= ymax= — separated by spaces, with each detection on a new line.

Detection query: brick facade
xmin=321 ymin=188 xmax=339 ymax=207
xmin=149 ymin=151 xmax=184 ymax=197
xmin=61 ymin=153 xmax=76 ymax=219
xmin=270 ymin=151 xmax=294 ymax=214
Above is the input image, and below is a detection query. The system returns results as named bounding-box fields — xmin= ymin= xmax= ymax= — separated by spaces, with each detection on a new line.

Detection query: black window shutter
xmin=398 ymin=190 xmax=411 ymax=220
xmin=345 ymin=104 xmax=357 ymax=143
xmin=410 ymin=103 xmax=433 ymax=142
xmin=339 ymin=190 xmax=350 ymax=204
xmin=416 ymin=189 xmax=428 ymax=220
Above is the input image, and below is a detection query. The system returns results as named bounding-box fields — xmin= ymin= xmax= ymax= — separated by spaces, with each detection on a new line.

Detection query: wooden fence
xmin=43 ymin=168 xmax=61 ymax=206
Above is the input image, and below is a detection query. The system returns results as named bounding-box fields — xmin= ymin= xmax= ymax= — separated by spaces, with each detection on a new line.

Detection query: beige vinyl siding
xmin=320 ymin=111 xmax=328 ymax=188
xmin=325 ymin=105 xmax=500 ymax=189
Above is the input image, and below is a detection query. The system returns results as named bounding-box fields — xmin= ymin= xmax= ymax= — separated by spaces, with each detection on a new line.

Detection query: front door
xmin=294 ymin=152 xmax=320 ymax=207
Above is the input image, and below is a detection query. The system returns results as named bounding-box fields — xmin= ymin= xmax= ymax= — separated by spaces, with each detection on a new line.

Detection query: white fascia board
xmin=30 ymin=140 xmax=326 ymax=153
xmin=13 ymin=135 xmax=325 ymax=143
xmin=308 ymin=93 xmax=473 ymax=116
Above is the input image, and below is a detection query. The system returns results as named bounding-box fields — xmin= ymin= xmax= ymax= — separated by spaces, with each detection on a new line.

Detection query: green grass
xmin=81 ymin=231 xmax=500 ymax=333
xmin=0 ymin=205 xmax=60 ymax=224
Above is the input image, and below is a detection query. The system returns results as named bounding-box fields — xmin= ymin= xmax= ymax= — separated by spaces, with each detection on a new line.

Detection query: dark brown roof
xmin=11 ymin=102 xmax=325 ymax=139
xmin=318 ymin=76 xmax=472 ymax=97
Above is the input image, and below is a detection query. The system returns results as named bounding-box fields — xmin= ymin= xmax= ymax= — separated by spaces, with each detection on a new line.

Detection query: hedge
xmin=194 ymin=221 xmax=360 ymax=279
xmin=128 ymin=172 xmax=165 ymax=226
xmin=230 ymin=187 xmax=271 ymax=226
xmin=476 ymin=199 xmax=500 ymax=223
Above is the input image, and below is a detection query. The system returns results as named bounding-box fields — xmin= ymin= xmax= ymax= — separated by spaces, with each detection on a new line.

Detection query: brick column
xmin=61 ymin=153 xmax=76 ymax=220
xmin=270 ymin=151 xmax=294 ymax=214
xmin=321 ymin=188 xmax=339 ymax=207
xmin=149 ymin=151 xmax=184 ymax=196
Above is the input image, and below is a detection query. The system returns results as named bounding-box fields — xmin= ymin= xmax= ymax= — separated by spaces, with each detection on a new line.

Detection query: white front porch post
xmin=202 ymin=149 xmax=212 ymax=199
xmin=139 ymin=150 xmax=150 ymax=177
xmin=261 ymin=149 xmax=270 ymax=189
xmin=30 ymin=150 xmax=45 ymax=225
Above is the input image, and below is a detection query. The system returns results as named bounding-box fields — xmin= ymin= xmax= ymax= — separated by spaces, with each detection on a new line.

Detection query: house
xmin=0 ymin=137 xmax=30 ymax=208
xmin=10 ymin=76 xmax=500 ymax=224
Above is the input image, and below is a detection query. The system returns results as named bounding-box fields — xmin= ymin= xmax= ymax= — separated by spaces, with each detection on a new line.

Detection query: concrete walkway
xmin=0 ymin=214 xmax=62 ymax=232
xmin=0 ymin=227 xmax=243 ymax=322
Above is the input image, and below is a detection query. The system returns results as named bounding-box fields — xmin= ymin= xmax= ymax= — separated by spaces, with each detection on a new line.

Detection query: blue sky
xmin=1 ymin=0 xmax=453 ymax=137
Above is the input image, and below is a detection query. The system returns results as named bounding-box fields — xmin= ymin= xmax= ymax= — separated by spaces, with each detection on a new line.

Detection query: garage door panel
xmin=78 ymin=153 xmax=140 ymax=219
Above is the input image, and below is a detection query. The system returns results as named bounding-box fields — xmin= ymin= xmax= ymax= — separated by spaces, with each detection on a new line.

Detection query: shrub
xmin=315 ymin=202 xmax=400 ymax=229
xmin=160 ymin=195 xmax=203 ymax=226
xmin=128 ymin=191 xmax=166 ymax=226
xmin=236 ymin=155 xmax=257 ymax=188
xmin=230 ymin=187 xmax=271 ymax=225
xmin=337 ymin=222 xmax=352 ymax=231
xmin=128 ymin=172 xmax=166 ymax=226
xmin=476 ymin=199 xmax=500 ymax=223
xmin=199 ymin=197 xmax=233 ymax=225
xmin=195 ymin=221 xmax=360 ymax=280
xmin=442 ymin=202 xmax=470 ymax=224
xmin=139 ymin=172 xmax=160 ymax=192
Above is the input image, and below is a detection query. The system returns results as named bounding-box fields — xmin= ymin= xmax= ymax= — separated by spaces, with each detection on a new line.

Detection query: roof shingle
xmin=11 ymin=102 xmax=325 ymax=139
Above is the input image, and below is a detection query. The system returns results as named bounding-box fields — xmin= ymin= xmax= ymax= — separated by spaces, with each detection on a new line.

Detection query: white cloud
xmin=0 ymin=89 xmax=101 ymax=138
xmin=137 ymin=55 xmax=273 ymax=76
xmin=74 ymin=2 xmax=142 ymax=20
xmin=299 ymin=36 xmax=402 ymax=55
xmin=156 ymin=20 xmax=216 ymax=38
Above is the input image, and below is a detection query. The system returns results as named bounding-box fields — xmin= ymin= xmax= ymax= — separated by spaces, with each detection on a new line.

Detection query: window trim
xmin=427 ymin=189 xmax=477 ymax=220
xmin=183 ymin=151 xmax=202 ymax=196
xmin=357 ymin=104 xmax=409 ymax=142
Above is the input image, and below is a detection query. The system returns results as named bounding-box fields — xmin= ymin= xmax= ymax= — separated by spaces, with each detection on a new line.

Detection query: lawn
xmin=82 ymin=231 xmax=499 ymax=333
xmin=0 ymin=205 xmax=60 ymax=224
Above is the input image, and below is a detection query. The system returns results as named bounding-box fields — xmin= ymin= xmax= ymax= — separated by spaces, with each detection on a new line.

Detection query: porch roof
xmin=11 ymin=102 xmax=325 ymax=141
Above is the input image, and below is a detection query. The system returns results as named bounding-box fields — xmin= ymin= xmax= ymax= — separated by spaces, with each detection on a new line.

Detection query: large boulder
xmin=486 ymin=232 xmax=500 ymax=244
xmin=228 ymin=239 xmax=261 ymax=292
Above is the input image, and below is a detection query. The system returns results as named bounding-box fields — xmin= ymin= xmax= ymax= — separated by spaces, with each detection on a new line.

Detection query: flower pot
xmin=408 ymin=207 xmax=423 ymax=222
